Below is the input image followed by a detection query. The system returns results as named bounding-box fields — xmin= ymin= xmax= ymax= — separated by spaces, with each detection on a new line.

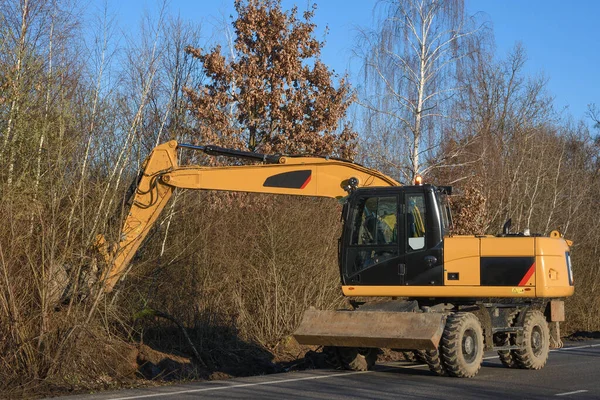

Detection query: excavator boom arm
xmin=97 ymin=140 xmax=399 ymax=292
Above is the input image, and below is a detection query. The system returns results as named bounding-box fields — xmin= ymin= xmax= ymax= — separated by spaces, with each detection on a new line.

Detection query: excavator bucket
xmin=293 ymin=309 xmax=447 ymax=350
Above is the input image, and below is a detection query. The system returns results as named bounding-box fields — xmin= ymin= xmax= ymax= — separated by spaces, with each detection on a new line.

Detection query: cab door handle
xmin=398 ymin=264 xmax=406 ymax=275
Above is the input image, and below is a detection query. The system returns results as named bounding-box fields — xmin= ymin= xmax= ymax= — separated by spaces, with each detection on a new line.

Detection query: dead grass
xmin=2 ymin=175 xmax=599 ymax=398
xmin=119 ymin=193 xmax=345 ymax=349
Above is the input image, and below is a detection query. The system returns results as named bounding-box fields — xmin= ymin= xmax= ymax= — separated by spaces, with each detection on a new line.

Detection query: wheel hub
xmin=531 ymin=326 xmax=543 ymax=356
xmin=462 ymin=328 xmax=477 ymax=363
xmin=464 ymin=336 xmax=474 ymax=354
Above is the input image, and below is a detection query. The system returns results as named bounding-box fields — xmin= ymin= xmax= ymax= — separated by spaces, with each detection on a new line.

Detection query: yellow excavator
xmin=96 ymin=140 xmax=574 ymax=378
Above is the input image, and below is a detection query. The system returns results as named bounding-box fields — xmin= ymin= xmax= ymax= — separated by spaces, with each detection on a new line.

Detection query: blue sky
xmin=468 ymin=0 xmax=599 ymax=121
xmin=97 ymin=0 xmax=599 ymax=122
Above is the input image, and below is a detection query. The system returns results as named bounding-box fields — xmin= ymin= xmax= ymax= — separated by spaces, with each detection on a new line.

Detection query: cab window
xmin=437 ymin=192 xmax=452 ymax=235
xmin=351 ymin=196 xmax=397 ymax=246
xmin=407 ymin=193 xmax=426 ymax=250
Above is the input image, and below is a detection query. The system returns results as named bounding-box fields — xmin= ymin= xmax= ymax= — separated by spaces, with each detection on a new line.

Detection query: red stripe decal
xmin=518 ymin=263 xmax=535 ymax=286
xmin=300 ymin=175 xmax=311 ymax=189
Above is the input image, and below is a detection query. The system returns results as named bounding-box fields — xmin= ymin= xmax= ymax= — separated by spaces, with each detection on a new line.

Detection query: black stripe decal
xmin=263 ymin=170 xmax=311 ymax=189
xmin=480 ymin=257 xmax=535 ymax=286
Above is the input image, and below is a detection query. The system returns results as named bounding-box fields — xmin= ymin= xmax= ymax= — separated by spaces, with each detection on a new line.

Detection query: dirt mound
xmin=136 ymin=344 xmax=203 ymax=381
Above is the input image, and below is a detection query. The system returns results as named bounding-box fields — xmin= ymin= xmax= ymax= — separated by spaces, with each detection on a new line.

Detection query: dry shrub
xmin=448 ymin=182 xmax=487 ymax=236
xmin=561 ymin=183 xmax=600 ymax=334
xmin=0 ymin=182 xmax=138 ymax=396
xmin=564 ymin=258 xmax=600 ymax=334
xmin=118 ymin=192 xmax=346 ymax=354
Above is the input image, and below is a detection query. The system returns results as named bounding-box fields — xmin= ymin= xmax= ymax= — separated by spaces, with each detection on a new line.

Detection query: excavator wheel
xmin=414 ymin=349 xmax=428 ymax=363
xmin=440 ymin=312 xmax=484 ymax=378
xmin=403 ymin=350 xmax=428 ymax=363
xmin=424 ymin=349 xmax=446 ymax=376
xmin=323 ymin=346 xmax=342 ymax=369
xmin=323 ymin=347 xmax=377 ymax=371
xmin=495 ymin=309 xmax=519 ymax=368
xmin=514 ymin=310 xmax=550 ymax=370
xmin=401 ymin=351 xmax=417 ymax=362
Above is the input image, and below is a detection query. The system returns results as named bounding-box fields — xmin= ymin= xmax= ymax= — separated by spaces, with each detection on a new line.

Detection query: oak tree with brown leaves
xmin=183 ymin=0 xmax=356 ymax=159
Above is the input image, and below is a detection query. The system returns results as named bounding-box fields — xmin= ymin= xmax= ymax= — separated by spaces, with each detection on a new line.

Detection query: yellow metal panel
xmin=535 ymin=257 xmax=572 ymax=295
xmin=536 ymin=237 xmax=569 ymax=256
xmin=535 ymin=285 xmax=574 ymax=298
xmin=342 ymin=285 xmax=537 ymax=298
xmin=480 ymin=237 xmax=534 ymax=257
xmin=99 ymin=141 xmax=177 ymax=291
xmin=443 ymin=237 xmax=480 ymax=285
xmin=534 ymin=238 xmax=572 ymax=297
xmin=164 ymin=162 xmax=399 ymax=199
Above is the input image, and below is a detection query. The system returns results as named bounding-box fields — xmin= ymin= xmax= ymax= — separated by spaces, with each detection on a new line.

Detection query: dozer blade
xmin=293 ymin=309 xmax=447 ymax=350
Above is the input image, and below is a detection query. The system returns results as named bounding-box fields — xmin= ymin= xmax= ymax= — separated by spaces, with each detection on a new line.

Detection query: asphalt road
xmin=58 ymin=340 xmax=600 ymax=400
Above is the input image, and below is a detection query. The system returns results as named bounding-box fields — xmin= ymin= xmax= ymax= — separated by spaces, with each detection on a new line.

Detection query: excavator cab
xmin=340 ymin=185 xmax=451 ymax=287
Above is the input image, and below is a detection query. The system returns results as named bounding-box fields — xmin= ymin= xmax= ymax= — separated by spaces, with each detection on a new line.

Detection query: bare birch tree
xmin=358 ymin=0 xmax=481 ymax=182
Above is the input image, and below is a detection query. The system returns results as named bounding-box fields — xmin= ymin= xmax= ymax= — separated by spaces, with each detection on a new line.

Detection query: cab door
xmin=342 ymin=193 xmax=402 ymax=285
xmin=402 ymin=189 xmax=444 ymax=286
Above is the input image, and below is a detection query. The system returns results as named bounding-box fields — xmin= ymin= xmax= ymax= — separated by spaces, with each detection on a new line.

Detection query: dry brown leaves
xmin=183 ymin=0 xmax=357 ymax=160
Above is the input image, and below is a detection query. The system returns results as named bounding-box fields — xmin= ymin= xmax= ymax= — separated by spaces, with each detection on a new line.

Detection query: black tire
xmin=424 ymin=349 xmax=446 ymax=376
xmin=327 ymin=347 xmax=378 ymax=371
xmin=514 ymin=310 xmax=550 ymax=370
xmin=441 ymin=312 xmax=484 ymax=378
xmin=402 ymin=351 xmax=417 ymax=362
xmin=414 ymin=349 xmax=428 ymax=363
xmin=496 ymin=309 xmax=519 ymax=368
xmin=401 ymin=350 xmax=427 ymax=363
xmin=323 ymin=346 xmax=342 ymax=369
